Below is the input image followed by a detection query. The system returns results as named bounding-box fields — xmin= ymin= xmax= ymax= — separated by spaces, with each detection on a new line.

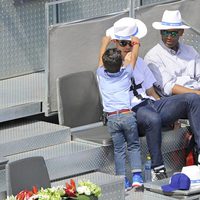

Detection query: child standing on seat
xmin=96 ymin=35 xmax=143 ymax=191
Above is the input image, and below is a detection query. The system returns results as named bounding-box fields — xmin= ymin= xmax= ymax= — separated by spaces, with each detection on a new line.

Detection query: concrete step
xmin=0 ymin=102 xmax=42 ymax=122
xmin=71 ymin=123 xmax=112 ymax=146
xmin=0 ymin=141 xmax=108 ymax=198
xmin=0 ymin=120 xmax=71 ymax=157
xmin=0 ymin=171 xmax=124 ymax=200
xmin=52 ymin=171 xmax=125 ymax=200
xmin=0 ymin=170 xmax=5 ymax=199
xmin=5 ymin=141 xmax=106 ymax=181
xmin=0 ymin=72 xmax=45 ymax=122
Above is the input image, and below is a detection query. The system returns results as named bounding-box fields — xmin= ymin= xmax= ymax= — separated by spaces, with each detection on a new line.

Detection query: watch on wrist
xmin=132 ymin=41 xmax=140 ymax=46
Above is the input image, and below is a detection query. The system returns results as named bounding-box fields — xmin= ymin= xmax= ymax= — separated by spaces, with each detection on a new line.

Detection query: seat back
xmin=57 ymin=70 xmax=103 ymax=128
xmin=48 ymin=12 xmax=128 ymax=114
xmin=6 ymin=156 xmax=51 ymax=196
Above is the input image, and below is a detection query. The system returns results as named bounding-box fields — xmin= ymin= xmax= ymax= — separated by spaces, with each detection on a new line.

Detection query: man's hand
xmin=146 ymin=87 xmax=160 ymax=100
xmin=195 ymin=90 xmax=200 ymax=95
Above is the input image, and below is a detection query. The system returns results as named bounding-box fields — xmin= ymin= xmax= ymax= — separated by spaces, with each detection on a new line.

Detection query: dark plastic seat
xmin=57 ymin=71 xmax=112 ymax=145
xmin=6 ymin=156 xmax=51 ymax=196
xmin=57 ymin=70 xmax=103 ymax=127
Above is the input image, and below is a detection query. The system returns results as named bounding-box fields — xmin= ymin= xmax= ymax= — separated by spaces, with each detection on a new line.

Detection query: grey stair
xmin=52 ymin=171 xmax=125 ymax=200
xmin=4 ymin=141 xmax=106 ymax=181
xmin=0 ymin=72 xmax=44 ymax=122
xmin=0 ymin=120 xmax=72 ymax=198
xmin=143 ymin=189 xmax=200 ymax=200
xmin=0 ymin=119 xmax=112 ymax=199
xmin=0 ymin=170 xmax=5 ymax=199
xmin=0 ymin=120 xmax=71 ymax=157
xmin=71 ymin=123 xmax=112 ymax=146
xmin=71 ymin=123 xmax=115 ymax=175
xmin=0 ymin=140 xmax=109 ymax=198
xmin=73 ymin=124 xmax=189 ymax=177
xmin=0 ymin=102 xmax=42 ymax=122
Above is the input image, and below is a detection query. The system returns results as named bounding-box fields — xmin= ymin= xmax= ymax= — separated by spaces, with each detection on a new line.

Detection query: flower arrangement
xmin=5 ymin=179 xmax=101 ymax=200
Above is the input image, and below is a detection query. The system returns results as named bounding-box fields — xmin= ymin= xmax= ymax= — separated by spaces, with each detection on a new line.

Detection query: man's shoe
xmin=198 ymin=154 xmax=200 ymax=166
xmin=151 ymin=168 xmax=167 ymax=181
xmin=132 ymin=172 xmax=144 ymax=187
xmin=125 ymin=177 xmax=132 ymax=191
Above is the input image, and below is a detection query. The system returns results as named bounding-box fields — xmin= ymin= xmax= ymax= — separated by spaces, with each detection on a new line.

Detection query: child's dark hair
xmin=102 ymin=48 xmax=122 ymax=73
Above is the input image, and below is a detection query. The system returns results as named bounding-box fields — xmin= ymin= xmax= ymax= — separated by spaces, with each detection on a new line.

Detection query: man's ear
xmin=179 ymin=29 xmax=184 ymax=36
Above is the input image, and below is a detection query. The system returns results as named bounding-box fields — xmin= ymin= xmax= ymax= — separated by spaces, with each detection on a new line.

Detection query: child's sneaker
xmin=132 ymin=172 xmax=144 ymax=188
xmin=125 ymin=177 xmax=132 ymax=191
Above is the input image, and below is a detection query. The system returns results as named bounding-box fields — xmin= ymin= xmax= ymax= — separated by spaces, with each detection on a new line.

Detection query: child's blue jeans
xmin=107 ymin=112 xmax=142 ymax=175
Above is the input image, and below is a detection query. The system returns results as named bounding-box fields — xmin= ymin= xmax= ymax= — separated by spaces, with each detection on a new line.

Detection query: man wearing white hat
xmin=144 ymin=10 xmax=200 ymax=96
xmin=106 ymin=17 xmax=200 ymax=181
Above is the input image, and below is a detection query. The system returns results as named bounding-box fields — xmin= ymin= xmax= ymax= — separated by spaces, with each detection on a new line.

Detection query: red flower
xmin=65 ymin=179 xmax=77 ymax=197
xmin=16 ymin=190 xmax=32 ymax=200
xmin=16 ymin=186 xmax=38 ymax=200
xmin=32 ymin=186 xmax=38 ymax=194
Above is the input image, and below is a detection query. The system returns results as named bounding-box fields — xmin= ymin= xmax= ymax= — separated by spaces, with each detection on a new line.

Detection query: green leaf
xmin=76 ymin=195 xmax=98 ymax=200
xmin=76 ymin=195 xmax=91 ymax=200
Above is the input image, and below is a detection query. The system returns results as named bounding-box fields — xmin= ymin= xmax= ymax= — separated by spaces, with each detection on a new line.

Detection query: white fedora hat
xmin=106 ymin=17 xmax=147 ymax=40
xmin=182 ymin=165 xmax=200 ymax=187
xmin=152 ymin=10 xmax=190 ymax=30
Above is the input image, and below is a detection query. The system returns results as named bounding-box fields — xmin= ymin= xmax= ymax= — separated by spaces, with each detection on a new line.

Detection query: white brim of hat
xmin=106 ymin=19 xmax=147 ymax=40
xmin=152 ymin=22 xmax=190 ymax=30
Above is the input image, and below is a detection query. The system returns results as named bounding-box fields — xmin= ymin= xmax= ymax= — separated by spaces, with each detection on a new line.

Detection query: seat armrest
xmin=0 ymin=157 xmax=9 ymax=170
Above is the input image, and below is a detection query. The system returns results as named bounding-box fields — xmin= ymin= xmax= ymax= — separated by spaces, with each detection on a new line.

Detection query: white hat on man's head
xmin=106 ymin=17 xmax=147 ymax=40
xmin=152 ymin=10 xmax=190 ymax=30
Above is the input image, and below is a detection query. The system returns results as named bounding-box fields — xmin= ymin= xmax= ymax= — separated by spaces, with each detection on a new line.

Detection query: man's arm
xmin=172 ymin=84 xmax=200 ymax=95
xmin=145 ymin=45 xmax=200 ymax=96
xmin=98 ymin=36 xmax=111 ymax=67
xmin=146 ymin=87 xmax=160 ymax=100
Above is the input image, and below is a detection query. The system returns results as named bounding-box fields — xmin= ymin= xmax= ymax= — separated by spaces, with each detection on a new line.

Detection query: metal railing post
xmin=129 ymin=0 xmax=136 ymax=18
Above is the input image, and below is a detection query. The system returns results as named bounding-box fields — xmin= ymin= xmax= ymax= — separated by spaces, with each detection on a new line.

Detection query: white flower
xmin=28 ymin=194 xmax=39 ymax=200
xmin=5 ymin=196 xmax=16 ymax=200
xmin=77 ymin=186 xmax=91 ymax=196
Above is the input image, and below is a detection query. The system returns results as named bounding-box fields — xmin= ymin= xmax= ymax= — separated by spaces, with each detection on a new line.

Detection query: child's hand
xmin=101 ymin=36 xmax=112 ymax=46
xmin=131 ymin=36 xmax=140 ymax=46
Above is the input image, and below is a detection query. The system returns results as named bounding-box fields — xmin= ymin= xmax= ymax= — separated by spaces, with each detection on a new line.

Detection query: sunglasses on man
xmin=118 ymin=40 xmax=140 ymax=47
xmin=161 ymin=30 xmax=179 ymax=38
xmin=118 ymin=40 xmax=133 ymax=47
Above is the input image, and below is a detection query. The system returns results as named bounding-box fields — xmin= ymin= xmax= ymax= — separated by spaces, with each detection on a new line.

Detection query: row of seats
xmin=57 ymin=71 xmax=190 ymax=175
xmin=0 ymin=70 xmax=189 ymax=200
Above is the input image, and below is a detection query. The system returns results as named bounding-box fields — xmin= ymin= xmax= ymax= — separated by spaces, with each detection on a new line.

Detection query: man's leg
xmin=136 ymin=104 xmax=163 ymax=169
xmin=154 ymin=93 xmax=200 ymax=158
xmin=135 ymin=103 xmax=168 ymax=181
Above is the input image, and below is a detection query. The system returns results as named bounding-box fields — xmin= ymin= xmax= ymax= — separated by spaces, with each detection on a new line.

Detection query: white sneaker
xmin=151 ymin=168 xmax=167 ymax=182
xmin=198 ymin=154 xmax=200 ymax=166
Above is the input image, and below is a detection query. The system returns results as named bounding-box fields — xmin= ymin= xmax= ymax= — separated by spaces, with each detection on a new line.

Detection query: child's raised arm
xmin=98 ymin=36 xmax=111 ymax=67
xmin=124 ymin=36 xmax=140 ymax=68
